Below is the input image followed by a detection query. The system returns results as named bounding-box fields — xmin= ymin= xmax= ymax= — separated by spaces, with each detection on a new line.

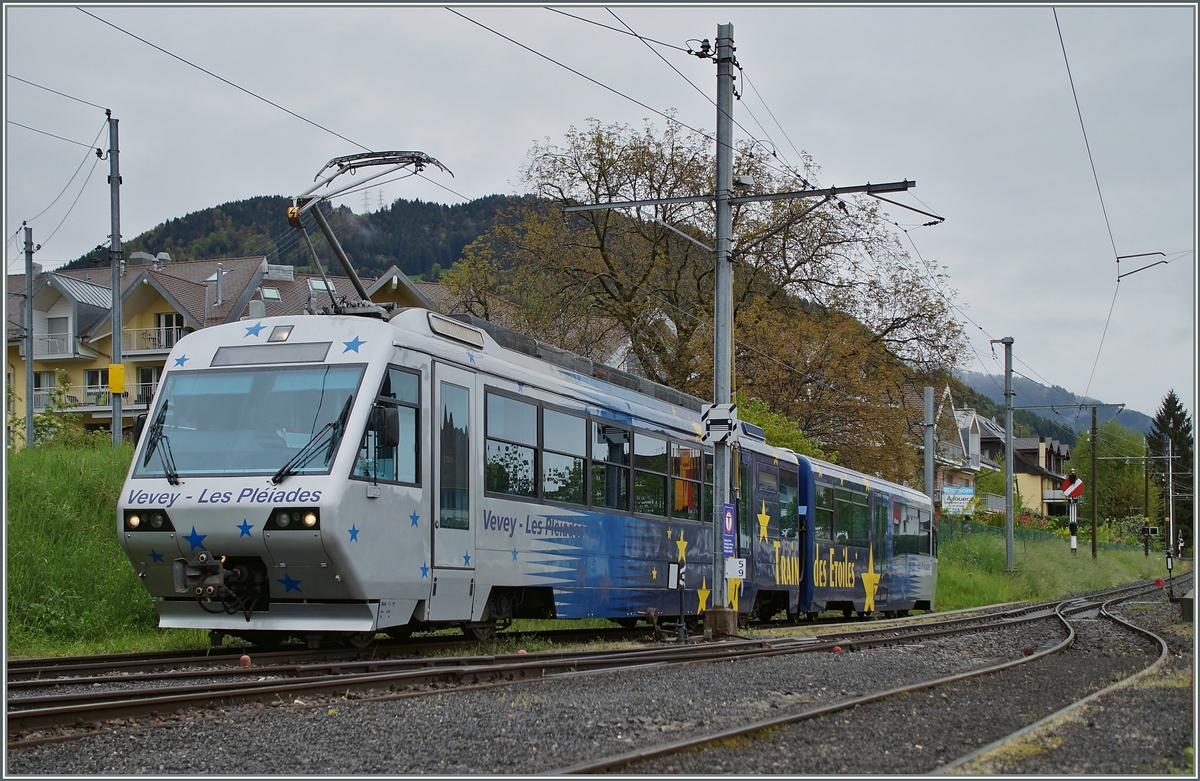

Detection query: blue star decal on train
xmin=465 ymin=351 xmax=476 ymax=363
xmin=512 ymin=548 xmax=519 ymax=562
xmin=148 ymin=550 xmax=164 ymax=563
xmin=182 ymin=526 xmax=207 ymax=551
xmin=420 ymin=562 xmax=429 ymax=578
xmin=463 ymin=551 xmax=471 ymax=566
xmin=410 ymin=511 xmax=420 ymax=527
xmin=348 ymin=524 xmax=360 ymax=542
xmin=517 ymin=381 xmax=524 ymax=393
xmin=174 ymin=355 xmax=189 ymax=367
xmin=342 ymin=336 xmax=365 ymax=353
xmin=277 ymin=573 xmax=303 ymax=593
xmin=236 ymin=519 xmax=253 ymax=537
xmin=244 ymin=321 xmax=266 ymax=337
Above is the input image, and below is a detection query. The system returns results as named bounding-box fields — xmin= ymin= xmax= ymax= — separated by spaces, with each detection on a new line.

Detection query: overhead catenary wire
xmin=21 ymin=120 xmax=109 ymax=226
xmin=6 ymin=74 xmax=109 ymax=111
xmin=77 ymin=7 xmax=371 ymax=153
xmin=7 ymin=120 xmax=98 ymax=149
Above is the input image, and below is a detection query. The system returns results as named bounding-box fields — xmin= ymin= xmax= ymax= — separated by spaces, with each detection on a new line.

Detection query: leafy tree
xmin=1149 ymin=389 xmax=1193 ymax=547
xmin=735 ymin=392 xmax=831 ymax=462
xmin=448 ymin=119 xmax=965 ymax=481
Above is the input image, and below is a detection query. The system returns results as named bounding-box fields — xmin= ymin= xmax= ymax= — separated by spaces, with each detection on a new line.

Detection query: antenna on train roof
xmin=286 ymin=151 xmax=453 ymax=319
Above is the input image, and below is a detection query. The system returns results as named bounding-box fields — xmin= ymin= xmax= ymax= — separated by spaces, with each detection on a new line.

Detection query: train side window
xmin=485 ymin=392 xmax=537 ymax=497
xmin=814 ymin=484 xmax=833 ymax=540
xmin=833 ymin=488 xmax=853 ymax=544
xmin=703 ymin=451 xmax=714 ymax=522
xmin=671 ymin=443 xmax=702 ymax=521
xmin=543 ymin=408 xmax=585 ymax=505
xmin=592 ymin=422 xmax=630 ymax=510
xmin=737 ymin=453 xmax=752 ymax=555
xmin=353 ymin=366 xmax=419 ymax=485
xmin=834 ymin=489 xmax=869 ymax=547
xmin=780 ymin=468 xmax=799 ymax=538
xmin=874 ymin=499 xmax=889 ymax=572
xmin=633 ymin=433 xmax=668 ymax=517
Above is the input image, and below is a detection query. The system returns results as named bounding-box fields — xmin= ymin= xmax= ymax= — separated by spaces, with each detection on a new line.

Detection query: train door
xmin=428 ymin=361 xmax=478 ymax=621
xmin=779 ymin=465 xmax=802 ymax=596
xmin=755 ymin=459 xmax=780 ymax=592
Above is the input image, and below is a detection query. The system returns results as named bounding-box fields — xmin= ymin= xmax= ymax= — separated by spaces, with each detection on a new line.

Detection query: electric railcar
xmin=119 ymin=307 xmax=936 ymax=647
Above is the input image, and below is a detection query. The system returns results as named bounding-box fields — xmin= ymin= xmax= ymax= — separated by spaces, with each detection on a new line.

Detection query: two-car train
xmin=119 ymin=306 xmax=936 ymax=647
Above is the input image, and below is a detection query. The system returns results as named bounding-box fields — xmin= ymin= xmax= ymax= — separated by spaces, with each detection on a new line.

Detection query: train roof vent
xmin=428 ymin=312 xmax=485 ymax=349
xmin=740 ymin=421 xmax=767 ymax=442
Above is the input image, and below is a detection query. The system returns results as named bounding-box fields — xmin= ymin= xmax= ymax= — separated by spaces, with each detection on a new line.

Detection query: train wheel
xmin=842 ymin=608 xmax=853 ymax=619
xmin=344 ymin=632 xmax=376 ymax=649
xmin=385 ymin=624 xmax=416 ymax=640
xmin=612 ymin=618 xmax=639 ymax=629
xmin=806 ymin=612 xmax=819 ymax=622
xmin=462 ymin=621 xmax=497 ymax=641
xmin=896 ymin=609 xmax=910 ymax=617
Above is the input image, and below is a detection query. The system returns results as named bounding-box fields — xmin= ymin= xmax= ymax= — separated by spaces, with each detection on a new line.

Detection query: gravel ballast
xmin=7 ymin=591 xmax=1190 ymax=775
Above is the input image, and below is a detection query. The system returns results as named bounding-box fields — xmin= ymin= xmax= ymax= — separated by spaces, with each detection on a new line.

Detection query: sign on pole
xmin=722 ymin=503 xmax=736 ymax=557
xmin=1063 ymin=478 xmax=1085 ymax=499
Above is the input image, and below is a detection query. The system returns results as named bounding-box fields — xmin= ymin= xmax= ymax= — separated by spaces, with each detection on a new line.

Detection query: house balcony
xmin=20 ymin=333 xmax=99 ymax=362
xmin=33 ymin=383 xmax=159 ymax=413
xmin=122 ymin=327 xmax=187 ymax=356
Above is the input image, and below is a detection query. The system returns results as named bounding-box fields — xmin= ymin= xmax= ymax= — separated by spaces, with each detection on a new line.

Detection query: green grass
xmin=6 ymin=445 xmax=1190 ymax=658
xmin=935 ymin=531 xmax=1186 ymax=611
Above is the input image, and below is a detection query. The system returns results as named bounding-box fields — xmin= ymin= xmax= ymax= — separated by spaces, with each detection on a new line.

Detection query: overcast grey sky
xmin=4 ymin=4 xmax=1195 ymax=423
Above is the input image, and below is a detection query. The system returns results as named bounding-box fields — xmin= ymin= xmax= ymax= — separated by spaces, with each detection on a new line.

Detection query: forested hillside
xmin=62 ymin=193 xmax=520 ymax=281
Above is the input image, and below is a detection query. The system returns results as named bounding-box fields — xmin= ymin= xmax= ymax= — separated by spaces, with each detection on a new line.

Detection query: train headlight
xmin=267 ymin=507 xmax=319 ymax=531
xmin=125 ymin=509 xmax=174 ymax=531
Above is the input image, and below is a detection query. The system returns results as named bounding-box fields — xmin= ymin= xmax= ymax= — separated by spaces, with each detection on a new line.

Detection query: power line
xmin=22 ymin=120 xmax=109 ymax=225
xmin=77 ymin=8 xmax=371 ymax=152
xmin=37 ymin=151 xmax=104 ymax=250
xmin=7 ymin=120 xmax=96 ymax=149
xmin=543 ymin=7 xmax=688 ymax=52
xmin=7 ymin=74 xmax=109 ymax=111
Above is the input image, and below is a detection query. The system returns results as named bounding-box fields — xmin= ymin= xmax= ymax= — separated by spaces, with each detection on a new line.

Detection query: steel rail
xmin=930 ymin=591 xmax=1174 ymax=774
xmin=548 ymin=578 xmax=1183 ymax=775
xmin=549 ymin=601 xmax=1080 ymax=774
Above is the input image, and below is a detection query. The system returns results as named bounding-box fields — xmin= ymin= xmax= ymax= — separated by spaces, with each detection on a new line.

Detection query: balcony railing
xmin=122 ymin=327 xmax=186 ymax=352
xmin=31 ymin=383 xmax=158 ymax=412
xmin=33 ymin=333 xmax=72 ymax=357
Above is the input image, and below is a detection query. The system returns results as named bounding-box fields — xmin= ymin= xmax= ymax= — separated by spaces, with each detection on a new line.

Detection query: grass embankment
xmin=5 ymin=445 xmax=1190 ymax=657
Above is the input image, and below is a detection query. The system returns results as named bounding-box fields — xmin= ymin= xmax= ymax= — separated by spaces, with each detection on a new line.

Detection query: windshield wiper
xmin=143 ymin=399 xmax=181 ymax=485
xmin=271 ymin=395 xmax=354 ymax=485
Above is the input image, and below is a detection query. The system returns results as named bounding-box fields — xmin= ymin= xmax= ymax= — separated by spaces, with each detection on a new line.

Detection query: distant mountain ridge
xmin=957 ymin=370 xmax=1153 ymax=436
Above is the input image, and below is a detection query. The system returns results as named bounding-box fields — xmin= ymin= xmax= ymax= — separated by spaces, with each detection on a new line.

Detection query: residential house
xmin=908 ymin=384 xmax=984 ymax=515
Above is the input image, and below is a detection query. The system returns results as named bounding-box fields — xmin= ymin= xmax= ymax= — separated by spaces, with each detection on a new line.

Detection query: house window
xmin=261 ymin=287 xmax=281 ymax=301
xmin=156 ymin=313 xmax=185 ymax=348
xmin=137 ymin=366 xmax=162 ymax=405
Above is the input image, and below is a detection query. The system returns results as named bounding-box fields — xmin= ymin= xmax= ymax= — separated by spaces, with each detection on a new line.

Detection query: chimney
xmin=215 ymin=262 xmax=224 ymax=304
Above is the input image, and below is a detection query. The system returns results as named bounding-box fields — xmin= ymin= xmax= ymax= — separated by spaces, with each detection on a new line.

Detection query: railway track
xmin=8 ymin=575 xmax=1186 ymax=753
xmin=548 ymin=575 xmax=1189 ymax=774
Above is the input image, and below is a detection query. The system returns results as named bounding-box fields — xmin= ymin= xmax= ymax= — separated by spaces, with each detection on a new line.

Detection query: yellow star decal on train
xmin=727 ymin=578 xmax=742 ymax=611
xmin=757 ymin=501 xmax=771 ymax=541
xmin=773 ymin=450 xmax=779 ymax=466
xmin=697 ymin=577 xmax=710 ymax=612
xmin=691 ymin=420 xmax=703 ymax=435
xmin=652 ymin=566 xmax=658 ymax=581
xmin=676 ymin=532 xmax=687 ymax=562
xmin=667 ymin=527 xmax=673 ymax=540
xmin=861 ymin=547 xmax=881 ymax=613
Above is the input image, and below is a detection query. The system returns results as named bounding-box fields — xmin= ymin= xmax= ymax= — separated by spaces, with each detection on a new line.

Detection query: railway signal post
xmin=1063 ymin=470 xmax=1084 ymax=554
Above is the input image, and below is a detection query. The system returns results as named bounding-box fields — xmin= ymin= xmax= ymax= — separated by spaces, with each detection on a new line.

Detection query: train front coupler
xmin=173 ymin=552 xmax=262 ymax=617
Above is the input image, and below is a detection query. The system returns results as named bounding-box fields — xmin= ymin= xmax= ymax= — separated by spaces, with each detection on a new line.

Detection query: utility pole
xmin=1145 ymin=436 xmax=1150 ymax=556
xmin=561 ymin=24 xmax=919 ymax=634
xmin=1091 ymin=406 xmax=1098 ymax=558
xmin=107 ymin=111 xmax=123 ymax=449
xmin=711 ymin=23 xmax=736 ymax=617
xmin=1168 ymin=438 xmax=1175 ymax=557
xmin=23 ymin=224 xmax=37 ymax=448
xmin=990 ymin=337 xmax=1015 ymax=571
xmin=924 ymin=386 xmax=934 ymax=507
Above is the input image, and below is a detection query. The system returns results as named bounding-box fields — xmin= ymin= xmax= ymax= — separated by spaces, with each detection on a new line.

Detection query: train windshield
xmin=133 ymin=364 xmax=366 ymax=478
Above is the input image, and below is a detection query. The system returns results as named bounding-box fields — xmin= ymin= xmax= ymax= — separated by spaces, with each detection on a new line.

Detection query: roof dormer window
xmin=261 ymin=287 xmax=281 ymax=301
xmin=308 ymin=279 xmax=336 ymax=293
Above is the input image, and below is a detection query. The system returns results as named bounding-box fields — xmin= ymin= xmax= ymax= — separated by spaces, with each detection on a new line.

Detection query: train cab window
xmin=671 ymin=443 xmax=702 ymax=521
xmin=779 ymin=468 xmax=799 ymax=538
xmin=894 ymin=503 xmax=931 ymax=555
xmin=814 ymin=484 xmax=834 ymax=540
xmin=834 ymin=488 xmax=869 ymax=547
xmin=592 ymin=422 xmax=630 ymax=510
xmin=633 ymin=433 xmax=668 ymax=517
xmin=485 ymin=392 xmax=537 ymax=497
xmin=353 ymin=366 xmax=419 ymax=485
xmin=543 ymin=408 xmax=586 ymax=505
